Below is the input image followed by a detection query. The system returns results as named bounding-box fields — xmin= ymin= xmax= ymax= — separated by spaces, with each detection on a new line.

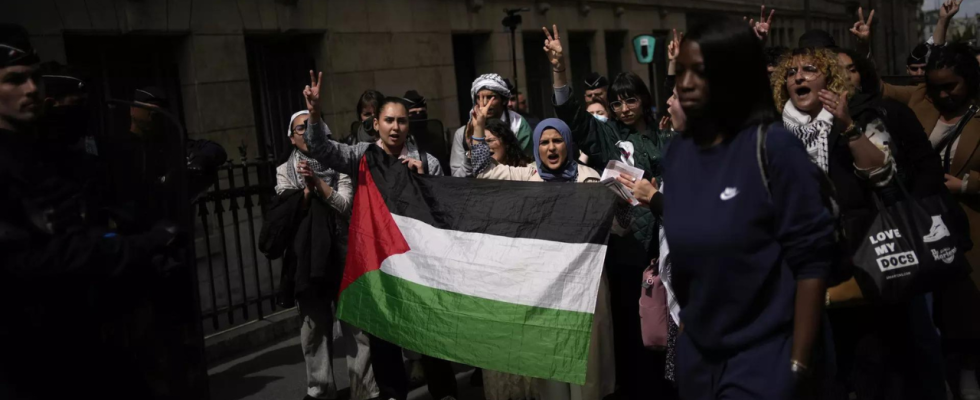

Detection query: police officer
xmin=0 ymin=24 xmax=183 ymax=399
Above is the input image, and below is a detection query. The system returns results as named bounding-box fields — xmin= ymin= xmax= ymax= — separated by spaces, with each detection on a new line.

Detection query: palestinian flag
xmin=336 ymin=147 xmax=617 ymax=384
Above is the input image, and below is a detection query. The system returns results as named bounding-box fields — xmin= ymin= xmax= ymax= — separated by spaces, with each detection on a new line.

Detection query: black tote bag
xmin=852 ymin=177 xmax=971 ymax=302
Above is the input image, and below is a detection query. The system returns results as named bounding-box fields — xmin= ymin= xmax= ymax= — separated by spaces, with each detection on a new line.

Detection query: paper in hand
xmin=599 ymin=160 xmax=644 ymax=206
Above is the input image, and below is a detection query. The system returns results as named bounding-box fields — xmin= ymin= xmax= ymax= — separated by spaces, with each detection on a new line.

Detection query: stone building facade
xmin=7 ymin=0 xmax=923 ymax=156
xmin=4 ymin=0 xmax=924 ymax=334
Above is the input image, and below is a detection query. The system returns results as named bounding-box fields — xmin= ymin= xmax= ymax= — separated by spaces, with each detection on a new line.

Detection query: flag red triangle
xmin=339 ymin=155 xmax=411 ymax=294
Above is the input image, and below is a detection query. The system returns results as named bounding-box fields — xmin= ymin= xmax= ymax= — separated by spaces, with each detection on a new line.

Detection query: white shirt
xmin=930 ymin=118 xmax=961 ymax=161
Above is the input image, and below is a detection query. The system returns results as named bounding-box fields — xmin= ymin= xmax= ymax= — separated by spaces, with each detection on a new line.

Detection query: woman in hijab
xmin=467 ymin=97 xmax=595 ymax=183
xmin=542 ymin=26 xmax=673 ymax=397
xmin=272 ymin=110 xmax=365 ymax=400
xmin=468 ymin=103 xmax=614 ymax=400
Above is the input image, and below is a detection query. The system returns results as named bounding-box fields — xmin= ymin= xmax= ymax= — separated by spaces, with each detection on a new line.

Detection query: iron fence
xmin=195 ymin=146 xmax=285 ymax=334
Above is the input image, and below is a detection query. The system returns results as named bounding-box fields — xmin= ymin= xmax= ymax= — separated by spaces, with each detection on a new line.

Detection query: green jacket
xmin=554 ymin=92 xmax=672 ymax=265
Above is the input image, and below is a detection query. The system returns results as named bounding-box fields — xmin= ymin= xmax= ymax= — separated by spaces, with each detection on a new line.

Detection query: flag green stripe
xmin=337 ymin=270 xmax=592 ymax=384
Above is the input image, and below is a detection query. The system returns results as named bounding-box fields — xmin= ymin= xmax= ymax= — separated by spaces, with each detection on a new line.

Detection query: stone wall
xmin=6 ymin=0 xmax=922 ymax=148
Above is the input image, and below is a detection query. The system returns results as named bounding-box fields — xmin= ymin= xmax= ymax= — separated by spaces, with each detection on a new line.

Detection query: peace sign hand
xmin=668 ymin=29 xmax=683 ymax=61
xmin=471 ymin=100 xmax=492 ymax=126
xmin=303 ymin=70 xmax=323 ymax=114
xmin=940 ymin=0 xmax=963 ymax=20
xmin=850 ymin=7 xmax=875 ymax=43
xmin=745 ymin=5 xmax=775 ymax=41
xmin=542 ymin=25 xmax=564 ymax=69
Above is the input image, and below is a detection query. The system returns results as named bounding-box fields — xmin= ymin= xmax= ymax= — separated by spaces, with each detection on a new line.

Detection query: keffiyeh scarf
xmin=783 ymin=100 xmax=834 ymax=173
xmin=283 ymin=149 xmax=337 ymax=190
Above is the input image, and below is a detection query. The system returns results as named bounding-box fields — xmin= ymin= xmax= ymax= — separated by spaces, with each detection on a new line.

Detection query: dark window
xmin=523 ymin=30 xmax=552 ymax=119
xmin=451 ymin=33 xmax=490 ymax=126
xmin=244 ymin=35 xmax=319 ymax=162
xmin=605 ymin=31 xmax=627 ymax=80
xmin=568 ymin=31 xmax=595 ymax=95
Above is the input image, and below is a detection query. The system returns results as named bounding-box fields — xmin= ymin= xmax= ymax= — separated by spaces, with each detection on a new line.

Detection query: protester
xmin=349 ymin=89 xmax=383 ymax=145
xmin=542 ymin=24 xmax=673 ymax=399
xmin=480 ymin=118 xmax=532 ymax=168
xmin=617 ymin=87 xmax=685 ymax=385
xmin=505 ymin=82 xmax=541 ymax=131
xmin=881 ymin=40 xmax=980 ymax=400
xmin=468 ymin=104 xmax=614 ymax=400
xmin=299 ymin=71 xmax=454 ymax=400
xmin=270 ymin=109 xmax=357 ymax=400
xmin=583 ymin=71 xmax=609 ymax=104
xmin=664 ymin=19 xmax=834 ymax=399
xmin=586 ymin=101 xmax=609 ymax=121
xmin=0 ymin=23 xmax=185 ymax=399
xmin=450 ymin=73 xmax=533 ymax=177
xmin=773 ymin=45 xmax=952 ymax=399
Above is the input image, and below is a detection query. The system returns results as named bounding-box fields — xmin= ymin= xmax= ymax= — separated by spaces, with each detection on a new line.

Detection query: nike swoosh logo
xmin=720 ymin=188 xmax=739 ymax=201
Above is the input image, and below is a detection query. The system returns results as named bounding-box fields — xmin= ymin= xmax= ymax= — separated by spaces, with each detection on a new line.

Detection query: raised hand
xmin=471 ymin=100 xmax=492 ymax=126
xmin=745 ymin=5 xmax=775 ymax=41
xmin=819 ymin=89 xmax=852 ymax=127
xmin=668 ymin=29 xmax=683 ymax=62
xmin=940 ymin=0 xmax=963 ymax=20
xmin=542 ymin=24 xmax=564 ymax=70
xmin=849 ymin=7 xmax=875 ymax=43
xmin=303 ymin=70 xmax=323 ymax=114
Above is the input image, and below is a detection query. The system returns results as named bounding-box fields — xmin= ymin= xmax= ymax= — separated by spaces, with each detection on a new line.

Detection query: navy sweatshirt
xmin=662 ymin=125 xmax=834 ymax=353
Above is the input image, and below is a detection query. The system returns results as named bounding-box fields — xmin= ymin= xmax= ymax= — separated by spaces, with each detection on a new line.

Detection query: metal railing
xmin=195 ymin=146 xmax=284 ymax=334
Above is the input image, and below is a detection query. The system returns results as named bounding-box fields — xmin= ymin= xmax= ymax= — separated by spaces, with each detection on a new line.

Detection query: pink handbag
xmin=639 ymin=263 xmax=669 ymax=350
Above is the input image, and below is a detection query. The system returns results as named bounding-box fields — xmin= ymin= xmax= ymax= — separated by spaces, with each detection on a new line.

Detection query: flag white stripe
xmin=380 ymin=214 xmax=606 ymax=314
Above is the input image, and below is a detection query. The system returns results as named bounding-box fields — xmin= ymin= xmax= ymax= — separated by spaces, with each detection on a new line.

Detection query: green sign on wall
xmin=632 ymin=35 xmax=656 ymax=64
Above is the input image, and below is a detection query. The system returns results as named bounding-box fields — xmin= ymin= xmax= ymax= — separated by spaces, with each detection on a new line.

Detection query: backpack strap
xmin=756 ymin=124 xmax=771 ymax=199
xmin=420 ymin=150 xmax=430 ymax=175
xmin=940 ymin=104 xmax=980 ymax=173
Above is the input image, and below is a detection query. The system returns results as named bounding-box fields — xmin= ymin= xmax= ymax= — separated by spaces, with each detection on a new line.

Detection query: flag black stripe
xmin=364 ymin=148 xmax=617 ymax=245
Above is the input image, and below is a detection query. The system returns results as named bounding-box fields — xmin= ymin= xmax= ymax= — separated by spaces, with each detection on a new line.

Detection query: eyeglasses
xmin=610 ymin=98 xmax=640 ymax=111
xmin=785 ymin=65 xmax=823 ymax=81
xmin=291 ymin=124 xmax=307 ymax=135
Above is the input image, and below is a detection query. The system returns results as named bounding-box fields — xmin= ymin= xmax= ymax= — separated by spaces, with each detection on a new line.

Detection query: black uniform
xmin=0 ymin=127 xmax=177 ymax=399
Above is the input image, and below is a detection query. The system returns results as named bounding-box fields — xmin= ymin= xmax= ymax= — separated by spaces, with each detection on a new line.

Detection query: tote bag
xmin=639 ymin=262 xmax=669 ymax=349
xmin=851 ymin=177 xmax=970 ymax=302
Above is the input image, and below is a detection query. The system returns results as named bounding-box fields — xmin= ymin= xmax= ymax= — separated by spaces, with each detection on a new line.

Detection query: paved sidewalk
xmin=208 ymin=335 xmax=486 ymax=400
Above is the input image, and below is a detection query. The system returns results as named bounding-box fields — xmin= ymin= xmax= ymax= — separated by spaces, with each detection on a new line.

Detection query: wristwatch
xmin=842 ymin=123 xmax=864 ymax=141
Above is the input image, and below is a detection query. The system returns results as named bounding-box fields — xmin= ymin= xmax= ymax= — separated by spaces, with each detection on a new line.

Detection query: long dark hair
xmin=609 ymin=72 xmax=655 ymax=127
xmin=683 ymin=18 xmax=778 ymax=135
xmin=836 ymin=47 xmax=880 ymax=95
xmin=927 ymin=43 xmax=980 ymax=101
xmin=484 ymin=118 xmax=531 ymax=167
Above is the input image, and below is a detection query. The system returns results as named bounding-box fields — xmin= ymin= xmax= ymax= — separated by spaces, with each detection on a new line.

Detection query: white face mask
xmin=593 ymin=114 xmax=608 ymax=123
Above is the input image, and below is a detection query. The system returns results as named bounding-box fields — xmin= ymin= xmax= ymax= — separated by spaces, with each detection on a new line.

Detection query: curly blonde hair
xmin=771 ymin=48 xmax=853 ymax=113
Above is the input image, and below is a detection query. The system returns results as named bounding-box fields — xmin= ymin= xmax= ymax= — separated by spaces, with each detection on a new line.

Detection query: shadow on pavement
xmin=209 ymin=345 xmax=303 ymax=400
